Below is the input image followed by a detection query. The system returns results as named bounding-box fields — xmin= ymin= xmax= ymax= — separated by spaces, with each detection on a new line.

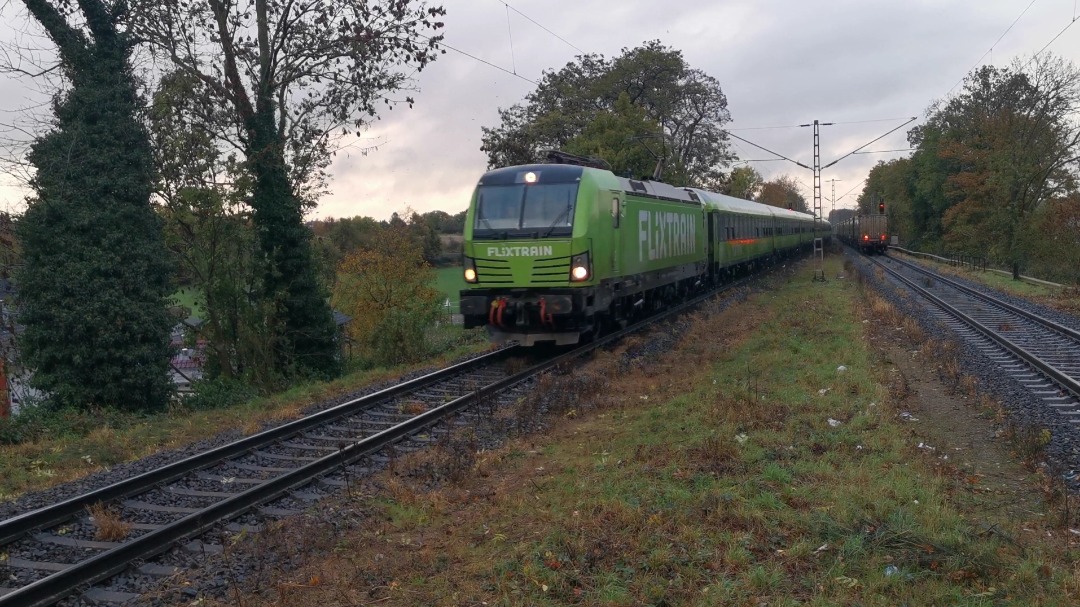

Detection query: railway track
xmin=0 ymin=265 xmax=760 ymax=607
xmin=0 ymin=347 xmax=548 ymax=606
xmin=867 ymin=253 xmax=1080 ymax=420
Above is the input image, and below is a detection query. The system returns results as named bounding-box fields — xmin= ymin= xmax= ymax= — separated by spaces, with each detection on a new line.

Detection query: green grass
xmin=894 ymin=250 xmax=1063 ymax=298
xmin=971 ymin=267 xmax=1062 ymax=297
xmin=169 ymin=286 xmax=206 ymax=319
xmin=432 ymin=265 xmax=464 ymax=313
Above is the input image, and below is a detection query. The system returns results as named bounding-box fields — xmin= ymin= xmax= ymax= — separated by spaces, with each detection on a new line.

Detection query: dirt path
xmin=874 ymin=335 xmax=1049 ymax=523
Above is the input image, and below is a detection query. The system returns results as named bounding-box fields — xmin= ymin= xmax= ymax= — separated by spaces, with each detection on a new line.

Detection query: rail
xmin=870 ymin=255 xmax=1080 ymax=400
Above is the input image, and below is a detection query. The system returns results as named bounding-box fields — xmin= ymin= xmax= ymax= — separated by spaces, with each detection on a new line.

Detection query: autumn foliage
xmin=332 ymin=223 xmax=444 ymax=366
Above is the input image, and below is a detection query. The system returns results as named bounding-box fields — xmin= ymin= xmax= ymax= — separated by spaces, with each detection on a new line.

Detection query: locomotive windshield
xmin=474 ymin=183 xmax=578 ymax=238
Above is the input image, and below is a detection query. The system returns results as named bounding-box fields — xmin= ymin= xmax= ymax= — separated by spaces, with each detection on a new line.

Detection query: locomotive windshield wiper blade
xmin=542 ymin=205 xmax=573 ymax=238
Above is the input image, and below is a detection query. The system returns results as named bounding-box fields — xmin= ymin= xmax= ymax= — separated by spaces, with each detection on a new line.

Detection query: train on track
xmin=835 ymin=213 xmax=889 ymax=254
xmin=459 ymin=152 xmax=831 ymax=346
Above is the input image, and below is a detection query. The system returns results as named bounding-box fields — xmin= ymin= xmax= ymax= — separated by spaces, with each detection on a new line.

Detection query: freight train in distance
xmin=835 ymin=213 xmax=889 ymax=254
xmin=459 ymin=152 xmax=831 ymax=346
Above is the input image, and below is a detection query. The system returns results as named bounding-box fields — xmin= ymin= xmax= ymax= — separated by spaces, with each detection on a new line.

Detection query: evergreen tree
xmin=16 ymin=0 xmax=174 ymax=410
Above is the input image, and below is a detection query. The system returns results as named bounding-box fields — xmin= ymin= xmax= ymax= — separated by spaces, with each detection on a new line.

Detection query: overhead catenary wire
xmin=733 ymin=4 xmax=1073 ymax=208
xmin=724 ymin=131 xmax=810 ymax=170
xmin=505 ymin=3 xmax=517 ymax=74
xmin=495 ymin=1 xmax=586 ymax=55
xmin=727 ymin=117 xmax=919 ymax=132
xmin=945 ymin=0 xmax=1039 ymax=96
xmin=1023 ymin=14 xmax=1080 ymax=68
xmin=824 ymin=117 xmax=918 ymax=168
xmin=425 ymin=1 xmax=589 ymax=88
xmin=835 ymin=180 xmax=866 ymax=207
xmin=424 ymin=35 xmax=538 ymax=85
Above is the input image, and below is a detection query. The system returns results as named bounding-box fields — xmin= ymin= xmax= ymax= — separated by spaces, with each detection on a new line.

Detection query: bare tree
xmin=130 ymin=0 xmax=445 ymax=207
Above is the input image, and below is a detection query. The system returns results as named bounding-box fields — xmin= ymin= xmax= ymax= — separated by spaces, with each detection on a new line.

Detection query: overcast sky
xmin=2 ymin=0 xmax=1079 ymax=220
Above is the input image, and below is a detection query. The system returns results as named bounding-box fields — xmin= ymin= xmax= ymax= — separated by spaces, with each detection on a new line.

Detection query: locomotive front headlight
xmin=463 ymin=257 xmax=478 ymax=283
xmin=569 ymin=252 xmax=591 ymax=282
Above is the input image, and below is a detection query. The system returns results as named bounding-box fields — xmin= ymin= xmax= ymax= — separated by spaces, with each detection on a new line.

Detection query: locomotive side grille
xmin=530 ymin=256 xmax=571 ymax=285
xmin=476 ymin=259 xmax=513 ymax=284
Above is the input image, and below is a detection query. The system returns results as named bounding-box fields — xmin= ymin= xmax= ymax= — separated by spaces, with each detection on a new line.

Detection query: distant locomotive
xmin=459 ymin=153 xmax=831 ymax=346
xmin=836 ymin=214 xmax=889 ymax=254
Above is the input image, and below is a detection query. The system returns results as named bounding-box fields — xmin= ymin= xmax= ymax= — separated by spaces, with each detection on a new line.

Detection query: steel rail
xmin=0 ymin=347 xmax=515 ymax=548
xmin=886 ymin=253 xmax=1080 ymax=343
xmin=868 ymin=255 xmax=1080 ymax=400
xmin=0 ymin=299 xmax=690 ymax=607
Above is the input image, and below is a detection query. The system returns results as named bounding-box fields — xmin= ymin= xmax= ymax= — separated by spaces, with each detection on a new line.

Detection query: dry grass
xmin=398 ymin=401 xmax=428 ymax=416
xmin=86 ymin=502 xmax=132 ymax=542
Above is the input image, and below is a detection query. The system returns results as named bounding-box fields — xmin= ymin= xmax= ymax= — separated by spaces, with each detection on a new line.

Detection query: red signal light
xmin=878 ymin=202 xmax=885 ymax=214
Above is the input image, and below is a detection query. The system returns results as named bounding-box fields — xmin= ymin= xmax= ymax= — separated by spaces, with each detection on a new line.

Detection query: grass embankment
xmin=232 ymin=254 xmax=1080 ymax=606
xmin=0 ymin=333 xmax=490 ymax=502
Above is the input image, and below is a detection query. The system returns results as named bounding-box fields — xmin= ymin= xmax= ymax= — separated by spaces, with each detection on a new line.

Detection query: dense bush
xmin=333 ymin=220 xmax=445 ymax=367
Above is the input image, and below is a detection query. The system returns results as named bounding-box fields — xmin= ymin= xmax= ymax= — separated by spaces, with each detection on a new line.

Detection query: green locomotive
xmin=459 ymin=154 xmax=829 ymax=345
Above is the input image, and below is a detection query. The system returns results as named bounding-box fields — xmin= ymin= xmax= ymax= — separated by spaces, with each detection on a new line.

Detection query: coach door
xmin=706 ymin=210 xmax=717 ymax=278
xmin=609 ymin=190 xmax=623 ymax=276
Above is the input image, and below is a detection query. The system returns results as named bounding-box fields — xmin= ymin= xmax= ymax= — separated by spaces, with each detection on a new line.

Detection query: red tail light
xmin=880 ymin=234 xmax=886 ymax=240
xmin=863 ymin=235 xmax=869 ymax=241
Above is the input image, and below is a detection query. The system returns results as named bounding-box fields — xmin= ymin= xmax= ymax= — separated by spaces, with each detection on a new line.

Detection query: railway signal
xmin=878 ymin=201 xmax=885 ymax=214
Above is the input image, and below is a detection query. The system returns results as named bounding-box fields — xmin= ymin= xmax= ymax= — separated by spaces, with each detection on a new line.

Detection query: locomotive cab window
xmin=474 ymin=182 xmax=580 ymax=238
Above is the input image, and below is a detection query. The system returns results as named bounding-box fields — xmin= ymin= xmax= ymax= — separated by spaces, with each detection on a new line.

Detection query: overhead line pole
xmin=827 ymin=178 xmax=842 ymax=217
xmin=799 ymin=120 xmax=833 ymax=274
xmin=723 ymin=117 xmax=918 ymax=281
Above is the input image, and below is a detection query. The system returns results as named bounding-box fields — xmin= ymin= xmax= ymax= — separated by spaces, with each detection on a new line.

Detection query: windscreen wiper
xmin=542 ymin=205 xmax=573 ymax=238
